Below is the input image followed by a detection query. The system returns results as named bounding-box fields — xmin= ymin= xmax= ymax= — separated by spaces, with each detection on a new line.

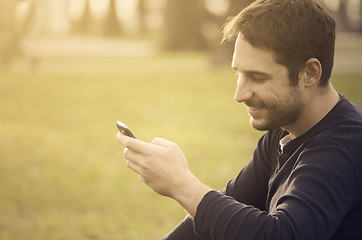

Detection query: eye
xmin=247 ymin=73 xmax=268 ymax=82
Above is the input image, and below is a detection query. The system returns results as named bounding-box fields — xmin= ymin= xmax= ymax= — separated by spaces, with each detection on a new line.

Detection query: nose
xmin=234 ymin=75 xmax=253 ymax=103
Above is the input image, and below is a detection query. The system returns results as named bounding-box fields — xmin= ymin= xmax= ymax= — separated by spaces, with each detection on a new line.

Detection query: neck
xmin=283 ymin=83 xmax=340 ymax=139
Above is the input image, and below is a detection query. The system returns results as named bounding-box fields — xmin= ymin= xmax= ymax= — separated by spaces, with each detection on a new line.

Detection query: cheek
xmin=259 ymin=90 xmax=281 ymax=108
xmin=262 ymin=90 xmax=292 ymax=112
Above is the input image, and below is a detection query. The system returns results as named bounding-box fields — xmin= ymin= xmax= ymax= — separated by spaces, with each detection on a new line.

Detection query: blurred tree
xmin=360 ymin=0 xmax=362 ymax=32
xmin=72 ymin=0 xmax=92 ymax=34
xmin=228 ymin=0 xmax=255 ymax=16
xmin=0 ymin=0 xmax=30 ymax=70
xmin=320 ymin=0 xmax=362 ymax=32
xmin=337 ymin=0 xmax=350 ymax=31
xmin=137 ymin=0 xmax=147 ymax=34
xmin=210 ymin=0 xmax=255 ymax=65
xmin=103 ymin=0 xmax=122 ymax=36
xmin=163 ymin=0 xmax=208 ymax=50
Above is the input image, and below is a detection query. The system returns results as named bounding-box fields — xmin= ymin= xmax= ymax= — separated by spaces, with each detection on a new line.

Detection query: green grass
xmin=0 ymin=54 xmax=361 ymax=240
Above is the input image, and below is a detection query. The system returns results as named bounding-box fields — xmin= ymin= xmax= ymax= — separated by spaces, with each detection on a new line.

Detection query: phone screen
xmin=116 ymin=121 xmax=136 ymax=138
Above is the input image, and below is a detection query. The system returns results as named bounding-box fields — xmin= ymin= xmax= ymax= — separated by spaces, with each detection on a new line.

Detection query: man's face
xmin=232 ymin=35 xmax=304 ymax=131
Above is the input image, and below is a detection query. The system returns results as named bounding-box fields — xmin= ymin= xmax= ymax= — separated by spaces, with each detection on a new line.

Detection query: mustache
xmin=244 ymin=100 xmax=264 ymax=108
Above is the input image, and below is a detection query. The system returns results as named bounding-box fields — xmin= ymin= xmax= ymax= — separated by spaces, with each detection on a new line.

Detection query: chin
xmin=250 ymin=118 xmax=280 ymax=131
xmin=250 ymin=119 xmax=267 ymax=131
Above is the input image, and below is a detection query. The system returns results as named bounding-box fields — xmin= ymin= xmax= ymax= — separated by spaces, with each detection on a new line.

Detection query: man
xmin=117 ymin=0 xmax=362 ymax=239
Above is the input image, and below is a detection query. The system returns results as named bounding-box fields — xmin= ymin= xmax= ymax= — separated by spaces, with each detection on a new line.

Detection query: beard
xmin=247 ymin=86 xmax=304 ymax=131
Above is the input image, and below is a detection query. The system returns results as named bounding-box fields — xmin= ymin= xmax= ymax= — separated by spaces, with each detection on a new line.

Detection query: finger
xmin=151 ymin=137 xmax=175 ymax=147
xmin=124 ymin=147 xmax=143 ymax=165
xmin=117 ymin=133 xmax=153 ymax=154
xmin=126 ymin=160 xmax=142 ymax=174
xmin=138 ymin=174 xmax=145 ymax=182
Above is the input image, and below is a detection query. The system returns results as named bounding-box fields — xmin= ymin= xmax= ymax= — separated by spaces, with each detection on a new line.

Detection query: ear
xmin=299 ymin=58 xmax=322 ymax=87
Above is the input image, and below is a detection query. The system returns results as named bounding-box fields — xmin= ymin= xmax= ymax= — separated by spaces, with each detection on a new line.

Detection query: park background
xmin=0 ymin=0 xmax=361 ymax=239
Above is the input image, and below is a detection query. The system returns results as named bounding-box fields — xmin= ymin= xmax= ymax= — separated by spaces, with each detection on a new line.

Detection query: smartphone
xmin=116 ymin=121 xmax=136 ymax=138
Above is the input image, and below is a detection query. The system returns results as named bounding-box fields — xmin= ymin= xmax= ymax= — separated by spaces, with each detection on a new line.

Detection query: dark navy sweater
xmin=163 ymin=95 xmax=362 ymax=240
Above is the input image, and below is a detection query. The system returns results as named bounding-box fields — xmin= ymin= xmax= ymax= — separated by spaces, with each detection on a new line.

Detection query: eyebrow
xmin=232 ymin=66 xmax=273 ymax=78
xmin=246 ymin=71 xmax=273 ymax=78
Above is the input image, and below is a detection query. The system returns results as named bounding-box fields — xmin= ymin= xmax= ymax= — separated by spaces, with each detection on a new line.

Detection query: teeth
xmin=249 ymin=107 xmax=260 ymax=110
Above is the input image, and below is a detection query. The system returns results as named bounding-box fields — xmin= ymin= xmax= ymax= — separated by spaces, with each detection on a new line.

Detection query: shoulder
xmin=314 ymin=95 xmax=362 ymax=154
xmin=307 ymin=94 xmax=362 ymax=154
xmin=332 ymin=94 xmax=362 ymax=124
xmin=294 ymin=95 xmax=362 ymax=192
xmin=299 ymin=109 xmax=362 ymax=199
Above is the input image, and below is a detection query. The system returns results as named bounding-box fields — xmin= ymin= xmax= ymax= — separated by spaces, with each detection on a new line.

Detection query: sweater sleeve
xmin=161 ymin=216 xmax=210 ymax=240
xmin=193 ymin=147 xmax=357 ymax=240
xmin=162 ymin=132 xmax=276 ymax=239
xmin=222 ymin=131 xmax=273 ymax=211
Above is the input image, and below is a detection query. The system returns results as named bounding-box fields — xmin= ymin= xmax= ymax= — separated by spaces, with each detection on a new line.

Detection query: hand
xmin=117 ymin=133 xmax=190 ymax=197
xmin=117 ymin=133 xmax=211 ymax=216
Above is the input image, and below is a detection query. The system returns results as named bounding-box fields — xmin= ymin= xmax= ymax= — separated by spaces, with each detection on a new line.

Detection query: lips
xmin=248 ymin=106 xmax=261 ymax=110
xmin=247 ymin=106 xmax=264 ymax=118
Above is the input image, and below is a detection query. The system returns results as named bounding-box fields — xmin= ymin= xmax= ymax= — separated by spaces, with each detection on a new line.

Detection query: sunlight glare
xmin=68 ymin=0 xmax=86 ymax=21
xmin=116 ymin=0 xmax=137 ymax=21
xmin=90 ymin=0 xmax=109 ymax=19
xmin=322 ymin=0 xmax=340 ymax=12
xmin=15 ymin=1 xmax=31 ymax=21
xmin=205 ymin=0 xmax=229 ymax=16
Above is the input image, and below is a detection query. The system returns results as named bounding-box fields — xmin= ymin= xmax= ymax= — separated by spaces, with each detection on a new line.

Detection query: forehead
xmin=232 ymin=34 xmax=284 ymax=74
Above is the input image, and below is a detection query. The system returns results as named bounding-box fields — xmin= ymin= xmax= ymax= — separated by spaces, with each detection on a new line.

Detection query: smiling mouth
xmin=247 ymin=106 xmax=265 ymax=118
xmin=248 ymin=106 xmax=262 ymax=110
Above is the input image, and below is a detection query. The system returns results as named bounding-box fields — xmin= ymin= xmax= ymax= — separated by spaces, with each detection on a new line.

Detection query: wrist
xmin=172 ymin=172 xmax=211 ymax=217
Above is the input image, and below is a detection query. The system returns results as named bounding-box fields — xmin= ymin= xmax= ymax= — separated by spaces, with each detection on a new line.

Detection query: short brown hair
xmin=222 ymin=0 xmax=336 ymax=86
